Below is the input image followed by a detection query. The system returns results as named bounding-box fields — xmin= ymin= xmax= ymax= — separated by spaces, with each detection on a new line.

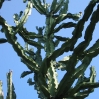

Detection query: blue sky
xmin=0 ymin=0 xmax=99 ymax=99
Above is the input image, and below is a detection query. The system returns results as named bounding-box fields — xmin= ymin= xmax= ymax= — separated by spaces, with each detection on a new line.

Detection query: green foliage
xmin=0 ymin=0 xmax=99 ymax=99
xmin=0 ymin=71 xmax=16 ymax=99
xmin=0 ymin=0 xmax=4 ymax=9
xmin=6 ymin=70 xmax=16 ymax=99
xmin=0 ymin=80 xmax=4 ymax=99
xmin=20 ymin=71 xmax=33 ymax=78
xmin=0 ymin=38 xmax=7 ymax=44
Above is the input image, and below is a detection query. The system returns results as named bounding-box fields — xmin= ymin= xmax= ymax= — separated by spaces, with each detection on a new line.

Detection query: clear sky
xmin=0 ymin=0 xmax=99 ymax=99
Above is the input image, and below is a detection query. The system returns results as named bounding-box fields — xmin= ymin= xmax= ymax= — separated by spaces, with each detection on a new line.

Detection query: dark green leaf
xmin=0 ymin=0 xmax=4 ymax=9
xmin=54 ymin=35 xmax=70 ymax=41
xmin=27 ymin=78 xmax=35 ymax=86
xmin=20 ymin=71 xmax=33 ymax=78
xmin=0 ymin=38 xmax=7 ymax=44
xmin=27 ymin=40 xmax=44 ymax=49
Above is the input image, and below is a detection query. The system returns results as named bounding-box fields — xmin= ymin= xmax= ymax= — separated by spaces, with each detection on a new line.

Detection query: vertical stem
xmin=6 ymin=70 xmax=12 ymax=99
xmin=0 ymin=80 xmax=4 ymax=99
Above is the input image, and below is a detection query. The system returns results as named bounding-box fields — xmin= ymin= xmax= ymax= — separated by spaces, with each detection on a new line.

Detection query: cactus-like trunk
xmin=0 ymin=0 xmax=99 ymax=99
